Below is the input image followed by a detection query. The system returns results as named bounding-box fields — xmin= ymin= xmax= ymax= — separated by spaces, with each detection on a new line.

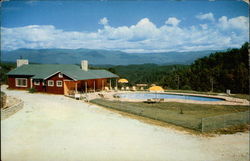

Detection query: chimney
xmin=17 ymin=59 xmax=29 ymax=67
xmin=81 ymin=60 xmax=88 ymax=71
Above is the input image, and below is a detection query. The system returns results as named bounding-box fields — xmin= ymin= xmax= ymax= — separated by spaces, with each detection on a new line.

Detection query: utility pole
xmin=176 ymin=75 xmax=180 ymax=90
xmin=210 ymin=77 xmax=213 ymax=92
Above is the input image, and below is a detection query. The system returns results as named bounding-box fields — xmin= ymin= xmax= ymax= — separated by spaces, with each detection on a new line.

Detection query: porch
xmin=63 ymin=78 xmax=118 ymax=96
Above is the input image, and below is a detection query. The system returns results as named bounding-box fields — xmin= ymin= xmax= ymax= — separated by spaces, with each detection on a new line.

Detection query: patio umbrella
xmin=149 ymin=86 xmax=164 ymax=99
xmin=148 ymin=86 xmax=164 ymax=92
xmin=118 ymin=78 xmax=128 ymax=83
xmin=118 ymin=78 xmax=128 ymax=90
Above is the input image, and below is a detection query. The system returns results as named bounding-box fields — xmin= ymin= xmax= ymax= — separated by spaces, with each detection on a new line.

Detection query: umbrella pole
xmin=116 ymin=79 xmax=118 ymax=90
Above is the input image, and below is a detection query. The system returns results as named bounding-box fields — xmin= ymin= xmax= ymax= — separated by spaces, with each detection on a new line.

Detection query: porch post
xmin=116 ymin=78 xmax=118 ymax=89
xmin=94 ymin=80 xmax=96 ymax=92
xmin=75 ymin=81 xmax=78 ymax=94
xmin=109 ymin=79 xmax=112 ymax=90
xmin=30 ymin=79 xmax=33 ymax=88
xmin=102 ymin=79 xmax=104 ymax=91
xmin=85 ymin=81 xmax=87 ymax=93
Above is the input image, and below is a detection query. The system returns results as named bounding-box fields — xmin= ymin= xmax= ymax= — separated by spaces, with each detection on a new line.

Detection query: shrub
xmin=1 ymin=91 xmax=7 ymax=108
xmin=28 ymin=87 xmax=37 ymax=93
xmin=181 ymin=85 xmax=192 ymax=90
xmin=179 ymin=107 xmax=184 ymax=114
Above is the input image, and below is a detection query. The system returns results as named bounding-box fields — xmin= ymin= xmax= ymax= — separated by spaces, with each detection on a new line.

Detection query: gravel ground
xmin=1 ymin=85 xmax=249 ymax=161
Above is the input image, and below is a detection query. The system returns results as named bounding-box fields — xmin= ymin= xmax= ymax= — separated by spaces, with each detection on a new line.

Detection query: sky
xmin=1 ymin=0 xmax=249 ymax=53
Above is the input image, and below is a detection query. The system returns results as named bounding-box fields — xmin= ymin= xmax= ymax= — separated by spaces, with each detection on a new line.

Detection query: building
xmin=7 ymin=59 xmax=119 ymax=95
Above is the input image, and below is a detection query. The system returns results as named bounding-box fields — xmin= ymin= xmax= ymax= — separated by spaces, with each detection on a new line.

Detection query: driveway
xmin=1 ymin=86 xmax=249 ymax=161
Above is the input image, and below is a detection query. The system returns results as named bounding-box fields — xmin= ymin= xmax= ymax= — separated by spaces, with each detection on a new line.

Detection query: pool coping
xmin=102 ymin=91 xmax=249 ymax=106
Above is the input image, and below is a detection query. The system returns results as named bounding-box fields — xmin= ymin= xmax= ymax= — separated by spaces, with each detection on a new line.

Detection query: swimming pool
xmin=116 ymin=93 xmax=225 ymax=102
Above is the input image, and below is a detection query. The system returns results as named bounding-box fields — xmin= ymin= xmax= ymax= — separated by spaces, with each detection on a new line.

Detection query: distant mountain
xmin=1 ymin=48 xmax=222 ymax=65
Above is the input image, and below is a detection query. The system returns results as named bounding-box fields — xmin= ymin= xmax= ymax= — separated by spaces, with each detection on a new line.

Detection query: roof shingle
xmin=7 ymin=64 xmax=119 ymax=80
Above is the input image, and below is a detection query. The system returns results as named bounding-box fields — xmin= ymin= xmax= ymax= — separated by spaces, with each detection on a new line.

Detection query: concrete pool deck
xmin=91 ymin=91 xmax=249 ymax=106
xmin=1 ymin=85 xmax=249 ymax=161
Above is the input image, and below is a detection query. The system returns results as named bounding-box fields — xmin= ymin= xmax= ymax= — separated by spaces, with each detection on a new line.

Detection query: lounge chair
xmin=159 ymin=98 xmax=164 ymax=102
xmin=144 ymin=98 xmax=164 ymax=103
xmin=98 ymin=93 xmax=105 ymax=99
xmin=104 ymin=86 xmax=109 ymax=91
xmin=131 ymin=86 xmax=136 ymax=91
xmin=144 ymin=99 xmax=157 ymax=104
xmin=75 ymin=93 xmax=81 ymax=100
xmin=81 ymin=95 xmax=89 ymax=102
xmin=113 ymin=95 xmax=120 ymax=98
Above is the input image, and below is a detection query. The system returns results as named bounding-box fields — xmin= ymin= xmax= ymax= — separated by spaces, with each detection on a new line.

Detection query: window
xmin=48 ymin=80 xmax=54 ymax=86
xmin=56 ymin=81 xmax=63 ymax=87
xmin=58 ymin=73 xmax=63 ymax=78
xmin=15 ymin=78 xmax=27 ymax=87
xmin=34 ymin=80 xmax=40 ymax=86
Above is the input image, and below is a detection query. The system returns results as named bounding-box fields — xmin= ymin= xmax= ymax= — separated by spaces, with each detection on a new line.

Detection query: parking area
xmin=1 ymin=85 xmax=249 ymax=161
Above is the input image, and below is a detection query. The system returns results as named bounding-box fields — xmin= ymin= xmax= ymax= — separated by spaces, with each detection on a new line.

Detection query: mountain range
xmin=1 ymin=48 xmax=221 ymax=65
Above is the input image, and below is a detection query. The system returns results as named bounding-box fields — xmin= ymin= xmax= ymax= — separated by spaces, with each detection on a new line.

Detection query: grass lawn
xmin=165 ymin=89 xmax=250 ymax=101
xmin=90 ymin=99 xmax=249 ymax=132
xmin=230 ymin=94 xmax=250 ymax=101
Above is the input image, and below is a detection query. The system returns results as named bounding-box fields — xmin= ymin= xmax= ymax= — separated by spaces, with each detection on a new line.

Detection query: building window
xmin=56 ymin=81 xmax=63 ymax=87
xmin=34 ymin=80 xmax=40 ymax=86
xmin=15 ymin=78 xmax=27 ymax=87
xmin=48 ymin=80 xmax=54 ymax=86
xmin=58 ymin=73 xmax=63 ymax=78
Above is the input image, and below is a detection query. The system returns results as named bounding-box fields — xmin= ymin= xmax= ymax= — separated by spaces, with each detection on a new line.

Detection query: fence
xmin=91 ymin=99 xmax=249 ymax=132
xmin=201 ymin=111 xmax=250 ymax=132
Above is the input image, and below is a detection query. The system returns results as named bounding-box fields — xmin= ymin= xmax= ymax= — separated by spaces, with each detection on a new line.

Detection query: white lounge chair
xmin=75 ymin=93 xmax=81 ymax=100
xmin=132 ymin=86 xmax=136 ymax=91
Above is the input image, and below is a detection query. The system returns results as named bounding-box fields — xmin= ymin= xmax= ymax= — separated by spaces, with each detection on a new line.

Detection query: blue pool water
xmin=116 ymin=93 xmax=225 ymax=102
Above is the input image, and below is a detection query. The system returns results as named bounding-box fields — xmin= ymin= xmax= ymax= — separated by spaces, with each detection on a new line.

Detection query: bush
xmin=28 ymin=87 xmax=37 ymax=93
xmin=181 ymin=85 xmax=192 ymax=90
xmin=179 ymin=107 xmax=184 ymax=114
xmin=1 ymin=91 xmax=7 ymax=108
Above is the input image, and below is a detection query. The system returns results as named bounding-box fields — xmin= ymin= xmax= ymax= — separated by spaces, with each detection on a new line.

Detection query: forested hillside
xmin=187 ymin=42 xmax=249 ymax=93
xmin=106 ymin=64 xmax=189 ymax=85
xmin=0 ymin=62 xmax=16 ymax=84
xmin=107 ymin=42 xmax=249 ymax=94
xmin=158 ymin=43 xmax=249 ymax=94
xmin=1 ymin=43 xmax=249 ymax=94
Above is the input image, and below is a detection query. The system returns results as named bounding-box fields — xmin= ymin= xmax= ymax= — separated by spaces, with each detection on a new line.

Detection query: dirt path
xmin=1 ymin=85 xmax=249 ymax=161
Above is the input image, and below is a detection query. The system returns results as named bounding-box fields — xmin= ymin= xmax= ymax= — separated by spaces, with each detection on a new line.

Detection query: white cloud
xmin=165 ymin=17 xmax=181 ymax=26
xmin=200 ymin=24 xmax=208 ymax=30
xmin=196 ymin=12 xmax=215 ymax=22
xmin=218 ymin=16 xmax=249 ymax=31
xmin=1 ymin=16 xmax=248 ymax=53
xmin=99 ymin=17 xmax=109 ymax=26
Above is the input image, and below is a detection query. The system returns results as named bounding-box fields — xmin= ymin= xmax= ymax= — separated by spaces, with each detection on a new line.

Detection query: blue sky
xmin=1 ymin=0 xmax=249 ymax=52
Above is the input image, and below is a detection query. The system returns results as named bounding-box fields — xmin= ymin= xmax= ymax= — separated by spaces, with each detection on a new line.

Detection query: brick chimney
xmin=81 ymin=60 xmax=88 ymax=71
xmin=17 ymin=59 xmax=29 ymax=67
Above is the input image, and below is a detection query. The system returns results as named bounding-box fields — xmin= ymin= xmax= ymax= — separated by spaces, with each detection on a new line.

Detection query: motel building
xmin=7 ymin=59 xmax=119 ymax=95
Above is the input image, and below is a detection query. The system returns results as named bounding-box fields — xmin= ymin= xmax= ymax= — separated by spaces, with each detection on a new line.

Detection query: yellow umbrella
xmin=118 ymin=78 xmax=128 ymax=83
xmin=148 ymin=86 xmax=164 ymax=92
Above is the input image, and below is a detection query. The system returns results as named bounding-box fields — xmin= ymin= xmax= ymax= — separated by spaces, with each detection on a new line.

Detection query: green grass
xmin=166 ymin=89 xmax=250 ymax=101
xmin=230 ymin=94 xmax=250 ymax=101
xmin=90 ymin=99 xmax=249 ymax=132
